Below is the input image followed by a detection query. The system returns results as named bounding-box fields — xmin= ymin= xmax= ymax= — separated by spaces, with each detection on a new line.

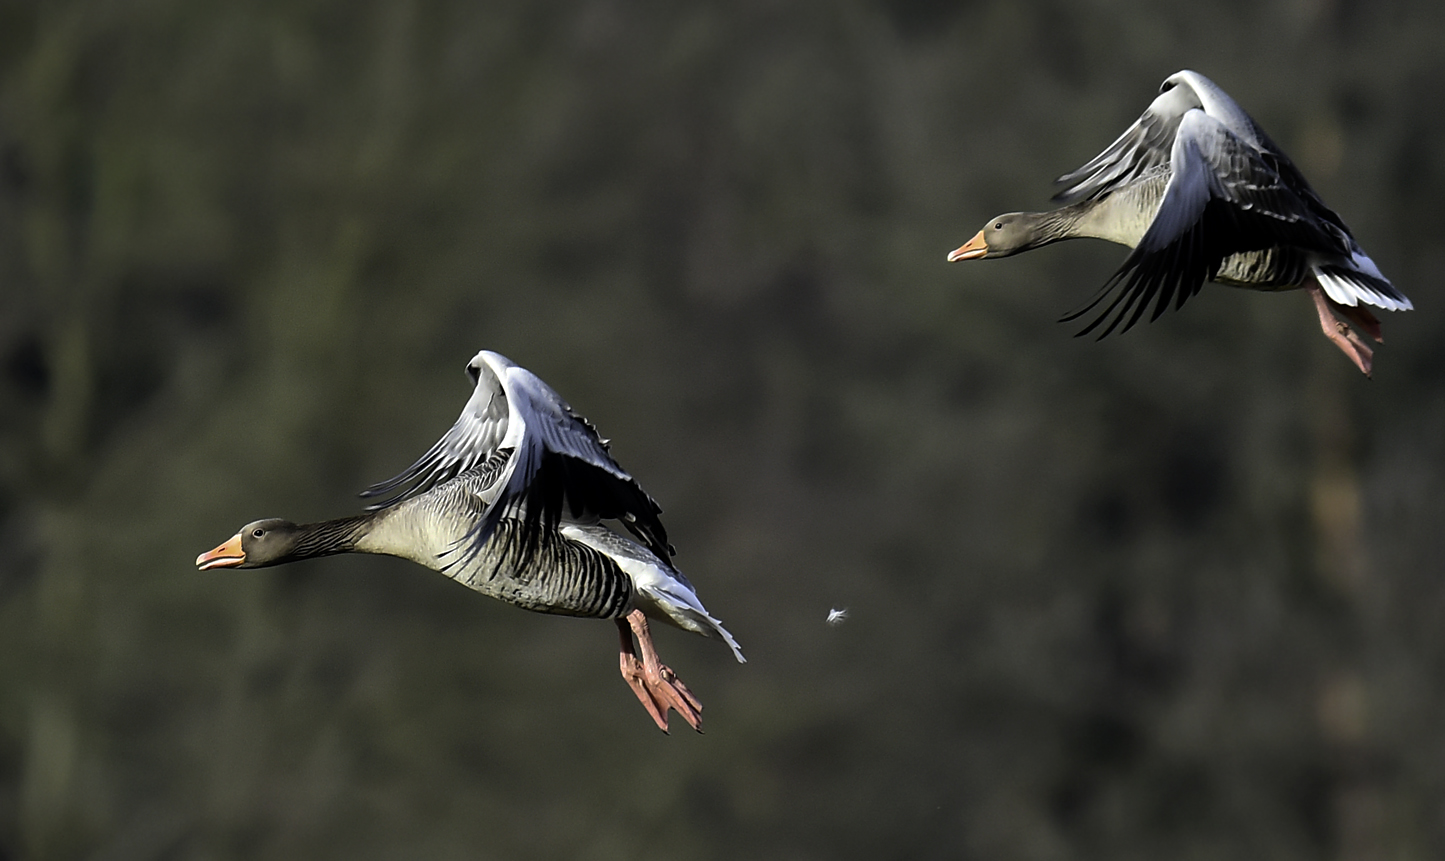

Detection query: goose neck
xmin=290 ymin=514 xmax=374 ymax=560
xmin=1028 ymin=205 xmax=1094 ymax=246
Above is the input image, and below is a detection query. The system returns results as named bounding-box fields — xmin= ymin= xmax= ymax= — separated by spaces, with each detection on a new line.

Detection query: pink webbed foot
xmin=1308 ymin=283 xmax=1375 ymax=377
xmin=1335 ymin=301 xmax=1383 ymax=344
xmin=616 ymin=609 xmax=703 ymax=733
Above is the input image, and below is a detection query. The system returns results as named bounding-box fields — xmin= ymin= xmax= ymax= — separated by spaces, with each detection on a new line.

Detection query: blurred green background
xmin=3 ymin=0 xmax=1445 ymax=858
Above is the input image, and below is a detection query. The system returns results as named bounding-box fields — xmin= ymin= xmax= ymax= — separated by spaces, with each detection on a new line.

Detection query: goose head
xmin=196 ymin=518 xmax=302 ymax=570
xmin=947 ymin=213 xmax=1045 ymax=261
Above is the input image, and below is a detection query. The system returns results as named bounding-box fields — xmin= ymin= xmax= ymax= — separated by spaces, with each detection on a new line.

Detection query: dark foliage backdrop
xmin=3 ymin=0 xmax=1444 ymax=858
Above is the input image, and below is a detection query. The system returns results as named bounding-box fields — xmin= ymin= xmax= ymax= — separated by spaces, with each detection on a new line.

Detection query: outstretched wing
xmin=455 ymin=354 xmax=672 ymax=572
xmin=360 ymin=356 xmax=512 ymax=510
xmin=1053 ymin=81 xmax=1201 ymax=204
xmin=1064 ymin=110 xmax=1341 ymax=337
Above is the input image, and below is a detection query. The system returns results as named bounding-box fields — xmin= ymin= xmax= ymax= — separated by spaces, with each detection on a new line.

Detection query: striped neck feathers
xmin=287 ymin=514 xmax=372 ymax=560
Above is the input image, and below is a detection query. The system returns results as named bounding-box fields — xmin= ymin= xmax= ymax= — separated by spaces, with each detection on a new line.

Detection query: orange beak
xmin=196 ymin=533 xmax=246 ymax=570
xmin=947 ymin=230 xmax=988 ymax=262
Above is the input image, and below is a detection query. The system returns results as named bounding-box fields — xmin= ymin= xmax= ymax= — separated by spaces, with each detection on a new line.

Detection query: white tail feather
xmin=1313 ymin=265 xmax=1413 ymax=312
xmin=562 ymin=522 xmax=746 ymax=663
xmin=636 ymin=579 xmax=747 ymax=663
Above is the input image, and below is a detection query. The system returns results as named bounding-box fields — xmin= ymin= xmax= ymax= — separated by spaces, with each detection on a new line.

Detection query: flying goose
xmin=947 ymin=70 xmax=1412 ymax=375
xmin=196 ymin=350 xmax=744 ymax=733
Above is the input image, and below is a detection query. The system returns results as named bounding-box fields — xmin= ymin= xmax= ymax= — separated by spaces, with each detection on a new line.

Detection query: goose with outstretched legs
xmin=197 ymin=350 xmax=743 ymax=733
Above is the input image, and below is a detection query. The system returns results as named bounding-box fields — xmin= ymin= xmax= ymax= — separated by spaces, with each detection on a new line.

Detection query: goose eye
xmin=252 ymin=528 xmax=264 ymax=538
xmin=994 ymin=221 xmax=1004 ymax=230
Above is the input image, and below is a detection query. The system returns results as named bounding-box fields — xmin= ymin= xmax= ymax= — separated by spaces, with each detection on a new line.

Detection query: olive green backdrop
xmin=3 ymin=1 xmax=1444 ymax=858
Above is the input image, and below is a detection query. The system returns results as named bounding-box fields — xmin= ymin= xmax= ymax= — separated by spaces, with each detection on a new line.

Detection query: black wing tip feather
xmin=1051 ymin=172 xmax=1100 ymax=204
xmin=359 ymin=472 xmax=411 ymax=504
xmin=359 ymin=468 xmax=455 ymax=511
xmin=359 ymin=481 xmax=418 ymax=512
xmin=1060 ymin=223 xmax=1215 ymax=340
xmin=357 ymin=437 xmax=457 ymax=509
xmin=1051 ymin=171 xmax=1105 ymax=205
xmin=1060 ymin=265 xmax=1137 ymax=338
xmin=1051 ymin=177 xmax=1078 ymax=203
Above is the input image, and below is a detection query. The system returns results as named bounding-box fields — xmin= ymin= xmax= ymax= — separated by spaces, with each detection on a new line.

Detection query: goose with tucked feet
xmin=948 ymin=70 xmax=1411 ymax=375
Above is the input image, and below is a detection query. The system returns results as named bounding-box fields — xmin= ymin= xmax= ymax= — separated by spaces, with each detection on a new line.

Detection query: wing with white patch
xmin=1053 ymin=82 xmax=1201 ymax=204
xmin=506 ymin=364 xmax=630 ymax=479
xmin=454 ymin=355 xmax=673 ymax=571
xmin=360 ymin=355 xmax=512 ymax=510
xmin=1065 ymin=110 xmax=1340 ymax=337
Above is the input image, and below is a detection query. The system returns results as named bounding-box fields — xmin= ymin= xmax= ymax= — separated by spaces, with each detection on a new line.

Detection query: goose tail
xmin=1312 ymin=258 xmax=1413 ymax=312
xmin=637 ymin=576 xmax=747 ymax=664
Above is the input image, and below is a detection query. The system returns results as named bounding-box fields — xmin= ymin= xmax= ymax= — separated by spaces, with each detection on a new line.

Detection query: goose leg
xmin=616 ymin=609 xmax=703 ymax=733
xmin=1307 ymin=283 xmax=1374 ymax=377
xmin=1335 ymin=302 xmax=1383 ymax=344
xmin=617 ymin=619 xmax=669 ymax=731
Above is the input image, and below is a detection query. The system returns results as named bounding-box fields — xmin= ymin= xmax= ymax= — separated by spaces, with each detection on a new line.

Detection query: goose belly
xmin=447 ymin=520 xmax=636 ymax=618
